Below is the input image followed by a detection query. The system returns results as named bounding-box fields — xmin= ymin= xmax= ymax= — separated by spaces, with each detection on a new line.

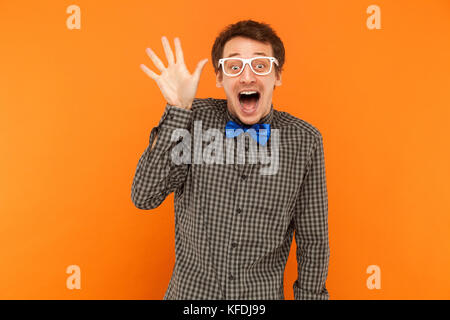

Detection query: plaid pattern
xmin=131 ymin=98 xmax=330 ymax=300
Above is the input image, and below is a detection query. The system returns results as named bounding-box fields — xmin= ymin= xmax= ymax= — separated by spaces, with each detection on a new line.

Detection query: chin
xmin=237 ymin=112 xmax=261 ymax=125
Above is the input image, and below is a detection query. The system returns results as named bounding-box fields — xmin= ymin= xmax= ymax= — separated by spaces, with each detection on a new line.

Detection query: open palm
xmin=140 ymin=36 xmax=208 ymax=110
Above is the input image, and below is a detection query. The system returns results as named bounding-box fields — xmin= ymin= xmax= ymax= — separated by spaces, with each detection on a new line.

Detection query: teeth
xmin=240 ymin=91 xmax=257 ymax=95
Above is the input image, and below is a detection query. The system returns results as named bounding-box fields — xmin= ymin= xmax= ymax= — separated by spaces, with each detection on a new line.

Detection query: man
xmin=132 ymin=20 xmax=330 ymax=300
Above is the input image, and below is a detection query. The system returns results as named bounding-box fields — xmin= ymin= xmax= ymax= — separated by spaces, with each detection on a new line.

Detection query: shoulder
xmin=191 ymin=97 xmax=226 ymax=113
xmin=274 ymin=109 xmax=324 ymax=141
xmin=189 ymin=98 xmax=227 ymax=126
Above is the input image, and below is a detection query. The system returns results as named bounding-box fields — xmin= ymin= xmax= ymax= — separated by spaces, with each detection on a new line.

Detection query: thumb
xmin=193 ymin=58 xmax=208 ymax=80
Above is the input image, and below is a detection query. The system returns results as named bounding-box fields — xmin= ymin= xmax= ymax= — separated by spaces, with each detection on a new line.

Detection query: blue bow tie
xmin=225 ymin=121 xmax=271 ymax=146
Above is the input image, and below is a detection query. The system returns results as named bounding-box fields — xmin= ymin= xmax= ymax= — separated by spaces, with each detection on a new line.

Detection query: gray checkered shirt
xmin=131 ymin=98 xmax=330 ymax=300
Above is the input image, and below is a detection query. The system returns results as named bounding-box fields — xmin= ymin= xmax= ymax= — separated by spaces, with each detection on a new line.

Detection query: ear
xmin=216 ymin=70 xmax=223 ymax=88
xmin=275 ymin=70 xmax=282 ymax=86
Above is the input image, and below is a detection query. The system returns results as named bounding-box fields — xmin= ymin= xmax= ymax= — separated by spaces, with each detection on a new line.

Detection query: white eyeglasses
xmin=218 ymin=56 xmax=279 ymax=77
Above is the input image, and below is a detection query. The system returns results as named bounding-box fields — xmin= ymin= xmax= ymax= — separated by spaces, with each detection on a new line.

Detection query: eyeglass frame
xmin=217 ymin=56 xmax=279 ymax=77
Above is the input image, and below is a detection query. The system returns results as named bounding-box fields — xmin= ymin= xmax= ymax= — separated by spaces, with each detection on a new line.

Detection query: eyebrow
xmin=226 ymin=52 xmax=268 ymax=58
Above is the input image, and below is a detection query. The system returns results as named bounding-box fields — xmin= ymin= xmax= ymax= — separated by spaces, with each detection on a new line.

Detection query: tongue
xmin=240 ymin=95 xmax=258 ymax=112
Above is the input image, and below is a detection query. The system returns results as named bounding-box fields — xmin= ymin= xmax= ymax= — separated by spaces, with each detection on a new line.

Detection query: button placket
xmin=226 ymin=169 xmax=247 ymax=298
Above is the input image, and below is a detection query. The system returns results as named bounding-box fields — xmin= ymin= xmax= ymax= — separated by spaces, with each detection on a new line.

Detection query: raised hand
xmin=140 ymin=36 xmax=208 ymax=110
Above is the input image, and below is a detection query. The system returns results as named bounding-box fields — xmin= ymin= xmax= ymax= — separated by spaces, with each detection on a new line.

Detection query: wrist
xmin=174 ymin=102 xmax=192 ymax=110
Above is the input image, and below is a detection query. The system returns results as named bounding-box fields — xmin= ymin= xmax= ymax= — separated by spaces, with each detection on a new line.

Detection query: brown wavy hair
xmin=211 ymin=20 xmax=285 ymax=76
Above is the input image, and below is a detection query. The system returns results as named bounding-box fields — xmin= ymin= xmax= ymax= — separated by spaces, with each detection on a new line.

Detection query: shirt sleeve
xmin=131 ymin=104 xmax=192 ymax=210
xmin=292 ymin=133 xmax=330 ymax=300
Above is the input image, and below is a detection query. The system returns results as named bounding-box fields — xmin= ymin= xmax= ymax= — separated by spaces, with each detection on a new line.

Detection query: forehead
xmin=223 ymin=36 xmax=273 ymax=58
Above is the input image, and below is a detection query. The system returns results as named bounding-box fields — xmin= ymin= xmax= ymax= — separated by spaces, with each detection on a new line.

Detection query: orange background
xmin=1 ymin=0 xmax=449 ymax=299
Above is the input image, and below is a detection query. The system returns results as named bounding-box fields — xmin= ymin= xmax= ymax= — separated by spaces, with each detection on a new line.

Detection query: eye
xmin=231 ymin=65 xmax=240 ymax=70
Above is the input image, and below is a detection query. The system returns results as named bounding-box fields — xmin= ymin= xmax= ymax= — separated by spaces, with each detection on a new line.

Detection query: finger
xmin=140 ymin=63 xmax=159 ymax=80
xmin=193 ymin=58 xmax=208 ymax=80
xmin=174 ymin=37 xmax=185 ymax=65
xmin=145 ymin=47 xmax=166 ymax=72
xmin=161 ymin=36 xmax=175 ymax=66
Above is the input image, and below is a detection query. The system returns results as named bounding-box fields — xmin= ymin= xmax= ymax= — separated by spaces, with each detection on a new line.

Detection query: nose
xmin=239 ymin=63 xmax=256 ymax=83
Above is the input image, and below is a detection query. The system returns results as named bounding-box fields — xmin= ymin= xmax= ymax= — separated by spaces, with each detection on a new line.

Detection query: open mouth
xmin=238 ymin=90 xmax=260 ymax=114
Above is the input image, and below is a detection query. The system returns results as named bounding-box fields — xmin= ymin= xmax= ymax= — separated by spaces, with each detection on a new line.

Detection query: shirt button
xmin=241 ymin=174 xmax=247 ymax=181
xmin=236 ymin=208 xmax=242 ymax=215
xmin=229 ymin=273 xmax=235 ymax=280
xmin=231 ymin=242 xmax=238 ymax=248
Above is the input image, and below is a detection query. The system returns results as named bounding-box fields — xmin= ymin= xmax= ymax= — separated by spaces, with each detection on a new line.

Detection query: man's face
xmin=216 ymin=36 xmax=282 ymax=125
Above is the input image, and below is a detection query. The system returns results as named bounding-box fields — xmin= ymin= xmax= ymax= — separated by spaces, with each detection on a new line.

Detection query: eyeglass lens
xmin=223 ymin=58 xmax=272 ymax=75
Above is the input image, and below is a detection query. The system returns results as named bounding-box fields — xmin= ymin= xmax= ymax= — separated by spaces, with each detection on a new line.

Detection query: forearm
xmin=131 ymin=104 xmax=192 ymax=210
xmin=293 ymin=235 xmax=330 ymax=300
